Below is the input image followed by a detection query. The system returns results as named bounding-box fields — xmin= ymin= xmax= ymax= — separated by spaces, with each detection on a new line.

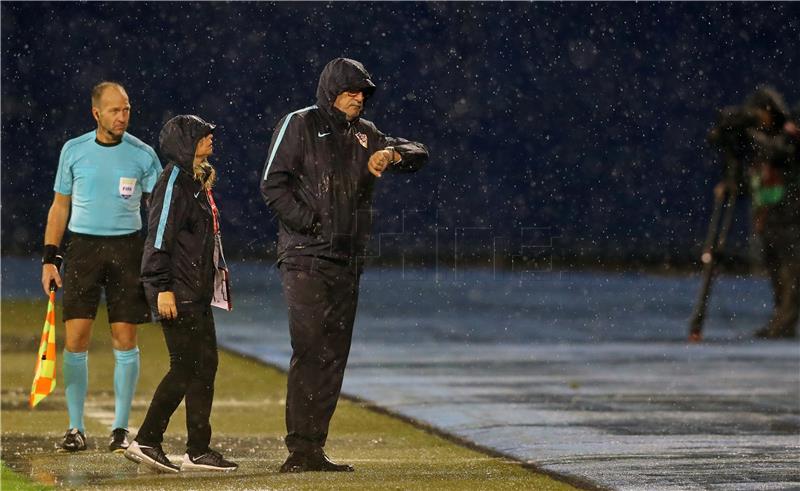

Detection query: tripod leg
xmin=689 ymin=187 xmax=736 ymax=341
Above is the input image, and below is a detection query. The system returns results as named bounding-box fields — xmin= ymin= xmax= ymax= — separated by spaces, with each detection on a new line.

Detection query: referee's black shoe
xmin=109 ymin=428 xmax=130 ymax=453
xmin=57 ymin=428 xmax=87 ymax=452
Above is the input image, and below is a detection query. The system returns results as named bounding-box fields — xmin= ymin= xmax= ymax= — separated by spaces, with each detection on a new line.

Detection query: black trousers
xmin=761 ymin=224 xmax=800 ymax=334
xmin=136 ymin=307 xmax=218 ymax=456
xmin=279 ymin=256 xmax=360 ymax=453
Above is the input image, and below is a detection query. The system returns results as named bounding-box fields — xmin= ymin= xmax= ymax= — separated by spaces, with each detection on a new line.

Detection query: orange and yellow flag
xmin=30 ymin=289 xmax=57 ymax=408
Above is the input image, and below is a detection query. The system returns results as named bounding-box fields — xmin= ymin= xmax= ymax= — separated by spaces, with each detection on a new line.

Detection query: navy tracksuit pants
xmin=279 ymin=256 xmax=361 ymax=453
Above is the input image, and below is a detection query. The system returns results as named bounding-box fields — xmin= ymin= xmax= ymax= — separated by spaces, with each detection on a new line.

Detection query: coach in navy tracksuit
xmin=261 ymin=57 xmax=429 ymax=473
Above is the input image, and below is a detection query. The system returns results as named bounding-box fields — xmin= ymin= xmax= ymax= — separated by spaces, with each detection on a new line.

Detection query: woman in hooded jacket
xmin=124 ymin=115 xmax=237 ymax=473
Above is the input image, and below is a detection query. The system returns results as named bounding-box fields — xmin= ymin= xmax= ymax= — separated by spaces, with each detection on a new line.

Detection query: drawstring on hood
xmin=159 ymin=115 xmax=217 ymax=189
xmin=316 ymin=58 xmax=376 ymax=125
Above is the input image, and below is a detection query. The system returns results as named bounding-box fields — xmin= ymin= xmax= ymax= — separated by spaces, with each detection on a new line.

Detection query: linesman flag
xmin=30 ymin=288 xmax=57 ymax=408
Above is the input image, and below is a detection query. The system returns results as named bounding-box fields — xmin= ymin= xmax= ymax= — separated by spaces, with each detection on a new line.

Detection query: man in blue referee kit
xmin=41 ymin=82 xmax=162 ymax=453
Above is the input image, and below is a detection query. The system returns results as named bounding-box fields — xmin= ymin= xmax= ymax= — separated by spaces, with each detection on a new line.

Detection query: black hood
xmin=745 ymin=86 xmax=789 ymax=130
xmin=159 ymin=114 xmax=216 ymax=172
xmin=316 ymin=58 xmax=376 ymax=119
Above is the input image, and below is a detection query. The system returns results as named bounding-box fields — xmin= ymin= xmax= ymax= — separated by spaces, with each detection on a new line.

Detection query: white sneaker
xmin=124 ymin=441 xmax=180 ymax=473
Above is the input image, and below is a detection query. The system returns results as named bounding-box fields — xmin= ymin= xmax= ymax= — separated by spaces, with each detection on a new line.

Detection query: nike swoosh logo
xmin=194 ymin=191 xmax=201 ymax=198
xmin=318 ymin=131 xmax=331 ymax=137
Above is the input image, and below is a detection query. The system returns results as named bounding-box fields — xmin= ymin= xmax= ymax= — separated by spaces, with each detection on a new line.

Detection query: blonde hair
xmin=193 ymin=161 xmax=217 ymax=190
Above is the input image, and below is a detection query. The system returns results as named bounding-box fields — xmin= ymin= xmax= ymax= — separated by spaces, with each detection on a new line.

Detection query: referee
xmin=41 ymin=81 xmax=162 ymax=453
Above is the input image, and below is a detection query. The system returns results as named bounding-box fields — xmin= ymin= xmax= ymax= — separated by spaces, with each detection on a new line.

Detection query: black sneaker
xmin=279 ymin=448 xmax=354 ymax=473
xmin=124 ymin=441 xmax=179 ymax=473
xmin=180 ymin=449 xmax=238 ymax=472
xmin=306 ymin=448 xmax=354 ymax=472
xmin=57 ymin=428 xmax=87 ymax=452
xmin=279 ymin=451 xmax=307 ymax=473
xmin=109 ymin=428 xmax=130 ymax=453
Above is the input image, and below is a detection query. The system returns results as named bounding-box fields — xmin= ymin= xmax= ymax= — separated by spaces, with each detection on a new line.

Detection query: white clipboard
xmin=211 ymin=233 xmax=232 ymax=311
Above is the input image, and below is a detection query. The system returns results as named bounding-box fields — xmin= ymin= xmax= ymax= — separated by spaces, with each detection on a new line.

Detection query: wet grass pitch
xmin=1 ymin=300 xmax=576 ymax=490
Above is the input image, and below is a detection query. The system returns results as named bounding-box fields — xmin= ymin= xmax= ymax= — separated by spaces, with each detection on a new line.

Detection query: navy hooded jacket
xmin=260 ymin=58 xmax=429 ymax=263
xmin=141 ymin=115 xmax=218 ymax=315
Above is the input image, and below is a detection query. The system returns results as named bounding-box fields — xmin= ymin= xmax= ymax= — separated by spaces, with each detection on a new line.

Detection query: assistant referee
xmin=41 ymin=81 xmax=162 ymax=453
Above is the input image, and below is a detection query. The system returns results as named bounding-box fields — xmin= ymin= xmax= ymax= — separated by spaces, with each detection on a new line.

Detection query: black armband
xmin=42 ymin=244 xmax=59 ymax=265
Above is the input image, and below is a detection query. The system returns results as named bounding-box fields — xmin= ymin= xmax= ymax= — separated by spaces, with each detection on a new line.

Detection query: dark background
xmin=3 ymin=2 xmax=798 ymax=270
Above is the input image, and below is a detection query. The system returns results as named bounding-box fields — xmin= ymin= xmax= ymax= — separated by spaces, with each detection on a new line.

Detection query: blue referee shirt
xmin=54 ymin=131 xmax=162 ymax=236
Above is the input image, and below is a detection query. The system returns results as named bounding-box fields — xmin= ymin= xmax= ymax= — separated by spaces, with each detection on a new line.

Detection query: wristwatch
xmin=385 ymin=146 xmax=399 ymax=164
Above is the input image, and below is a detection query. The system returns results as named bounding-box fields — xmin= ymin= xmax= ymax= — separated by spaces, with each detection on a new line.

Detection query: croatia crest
xmin=355 ymin=132 xmax=368 ymax=149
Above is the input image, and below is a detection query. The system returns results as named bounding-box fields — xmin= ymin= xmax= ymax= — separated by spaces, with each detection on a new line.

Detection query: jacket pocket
xmin=294 ymin=177 xmax=324 ymax=234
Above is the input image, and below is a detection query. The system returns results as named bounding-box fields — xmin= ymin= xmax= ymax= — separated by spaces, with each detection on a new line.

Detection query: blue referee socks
xmin=63 ymin=350 xmax=88 ymax=433
xmin=112 ymin=347 xmax=140 ymax=430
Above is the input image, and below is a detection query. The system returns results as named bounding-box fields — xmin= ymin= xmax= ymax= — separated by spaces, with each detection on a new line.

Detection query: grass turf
xmin=1 ymin=299 xmax=579 ymax=490
xmin=1 ymin=461 xmax=50 ymax=491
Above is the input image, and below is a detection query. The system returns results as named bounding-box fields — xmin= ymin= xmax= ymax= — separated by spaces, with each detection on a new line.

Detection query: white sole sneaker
xmin=180 ymin=453 xmax=238 ymax=472
xmin=123 ymin=441 xmax=179 ymax=474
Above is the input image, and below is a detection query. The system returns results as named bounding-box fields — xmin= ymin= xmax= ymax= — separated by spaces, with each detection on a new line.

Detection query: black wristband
xmin=42 ymin=244 xmax=59 ymax=265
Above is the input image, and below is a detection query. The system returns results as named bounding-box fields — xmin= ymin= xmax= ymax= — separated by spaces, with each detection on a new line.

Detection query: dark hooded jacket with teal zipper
xmin=141 ymin=115 xmax=217 ymax=315
xmin=260 ymin=57 xmax=429 ymax=263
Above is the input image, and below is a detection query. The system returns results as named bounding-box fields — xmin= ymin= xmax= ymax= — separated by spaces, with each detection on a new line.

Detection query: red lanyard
xmin=206 ymin=189 xmax=220 ymax=234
